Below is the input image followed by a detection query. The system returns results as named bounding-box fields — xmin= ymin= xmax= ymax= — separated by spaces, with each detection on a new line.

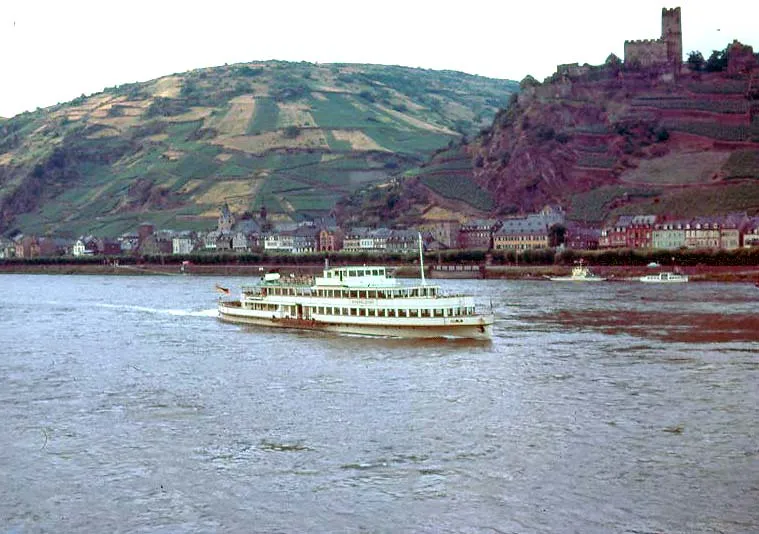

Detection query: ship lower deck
xmin=218 ymin=302 xmax=493 ymax=340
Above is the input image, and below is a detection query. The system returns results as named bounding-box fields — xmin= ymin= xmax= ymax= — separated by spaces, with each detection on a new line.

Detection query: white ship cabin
xmin=312 ymin=265 xmax=440 ymax=298
xmin=316 ymin=266 xmax=394 ymax=287
xmin=245 ymin=266 xmax=441 ymax=299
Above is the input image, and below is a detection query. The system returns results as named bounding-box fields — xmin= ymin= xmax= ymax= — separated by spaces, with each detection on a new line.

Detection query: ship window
xmin=371 ymin=269 xmax=378 ymax=275
xmin=434 ymin=309 xmax=443 ymax=317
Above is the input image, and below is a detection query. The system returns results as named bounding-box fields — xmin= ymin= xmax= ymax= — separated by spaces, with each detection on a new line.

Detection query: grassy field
xmin=609 ymin=182 xmax=759 ymax=219
xmin=246 ymin=97 xmax=279 ymax=134
xmin=662 ymin=120 xmax=751 ymax=142
xmin=568 ymin=186 xmax=661 ymax=223
xmin=621 ymin=150 xmax=731 ymax=185
xmin=420 ymin=174 xmax=494 ymax=211
xmin=723 ymin=150 xmax=759 ymax=179
xmin=632 ymin=97 xmax=749 ymax=114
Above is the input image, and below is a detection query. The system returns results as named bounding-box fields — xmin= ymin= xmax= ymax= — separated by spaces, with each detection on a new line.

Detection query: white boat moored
xmin=639 ymin=272 xmax=689 ymax=283
xmin=548 ymin=263 xmax=606 ymax=282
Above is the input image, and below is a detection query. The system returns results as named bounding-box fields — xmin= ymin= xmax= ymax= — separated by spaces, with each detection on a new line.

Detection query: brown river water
xmin=0 ymin=274 xmax=757 ymax=533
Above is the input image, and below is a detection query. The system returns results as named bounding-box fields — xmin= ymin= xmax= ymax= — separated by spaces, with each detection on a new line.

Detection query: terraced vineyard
xmin=632 ymin=97 xmax=749 ymax=114
xmin=0 ymin=61 xmax=517 ymax=236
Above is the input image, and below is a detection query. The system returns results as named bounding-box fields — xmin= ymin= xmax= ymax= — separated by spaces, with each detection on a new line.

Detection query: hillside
xmin=0 ymin=61 xmax=517 ymax=237
xmin=341 ymin=48 xmax=759 ymax=226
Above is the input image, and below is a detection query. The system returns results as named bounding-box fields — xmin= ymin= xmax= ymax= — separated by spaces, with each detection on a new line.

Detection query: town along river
xmin=1 ymin=274 xmax=757 ymax=533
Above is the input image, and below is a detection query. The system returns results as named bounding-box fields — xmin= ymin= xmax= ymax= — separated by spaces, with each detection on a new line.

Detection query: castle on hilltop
xmin=624 ymin=7 xmax=682 ymax=73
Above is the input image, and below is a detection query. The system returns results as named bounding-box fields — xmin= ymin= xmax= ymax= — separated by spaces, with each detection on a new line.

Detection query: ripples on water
xmin=0 ymin=275 xmax=757 ymax=533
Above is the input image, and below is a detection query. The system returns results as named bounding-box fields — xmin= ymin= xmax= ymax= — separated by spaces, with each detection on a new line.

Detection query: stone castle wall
xmin=624 ymin=39 xmax=669 ymax=68
xmin=556 ymin=63 xmax=591 ymax=78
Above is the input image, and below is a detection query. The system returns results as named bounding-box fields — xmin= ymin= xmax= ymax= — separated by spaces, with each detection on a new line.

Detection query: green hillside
xmin=0 ymin=61 xmax=517 ymax=237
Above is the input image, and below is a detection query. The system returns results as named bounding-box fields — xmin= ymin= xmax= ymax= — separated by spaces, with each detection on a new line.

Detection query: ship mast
xmin=418 ymin=232 xmax=426 ymax=286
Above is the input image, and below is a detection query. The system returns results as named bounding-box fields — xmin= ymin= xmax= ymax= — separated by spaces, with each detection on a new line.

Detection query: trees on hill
xmin=705 ymin=48 xmax=729 ymax=72
xmin=687 ymin=51 xmax=705 ymax=71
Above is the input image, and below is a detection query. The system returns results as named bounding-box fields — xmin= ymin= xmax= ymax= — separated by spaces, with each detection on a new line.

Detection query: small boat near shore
xmin=548 ymin=262 xmax=606 ymax=282
xmin=640 ymin=272 xmax=689 ymax=283
xmin=217 ymin=235 xmax=494 ymax=339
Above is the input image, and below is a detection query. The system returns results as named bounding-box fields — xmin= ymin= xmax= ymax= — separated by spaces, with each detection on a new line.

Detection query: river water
xmin=1 ymin=274 xmax=757 ymax=533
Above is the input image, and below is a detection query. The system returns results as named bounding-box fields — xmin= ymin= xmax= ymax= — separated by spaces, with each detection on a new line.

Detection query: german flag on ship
xmin=215 ymin=284 xmax=230 ymax=295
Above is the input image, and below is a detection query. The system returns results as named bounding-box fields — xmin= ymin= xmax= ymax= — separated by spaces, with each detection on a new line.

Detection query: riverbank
xmin=2 ymin=262 xmax=759 ymax=282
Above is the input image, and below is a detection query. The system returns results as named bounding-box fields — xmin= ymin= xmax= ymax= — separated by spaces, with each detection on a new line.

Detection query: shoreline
xmin=2 ymin=262 xmax=758 ymax=283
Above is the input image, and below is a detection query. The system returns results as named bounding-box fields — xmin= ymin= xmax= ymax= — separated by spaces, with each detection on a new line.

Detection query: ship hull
xmin=218 ymin=302 xmax=493 ymax=340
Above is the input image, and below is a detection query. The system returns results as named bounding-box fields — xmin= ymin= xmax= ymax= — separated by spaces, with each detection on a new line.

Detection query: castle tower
xmin=218 ymin=202 xmax=235 ymax=233
xmin=661 ymin=7 xmax=682 ymax=72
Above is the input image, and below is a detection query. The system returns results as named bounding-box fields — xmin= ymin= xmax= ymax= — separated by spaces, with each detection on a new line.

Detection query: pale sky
xmin=0 ymin=0 xmax=756 ymax=118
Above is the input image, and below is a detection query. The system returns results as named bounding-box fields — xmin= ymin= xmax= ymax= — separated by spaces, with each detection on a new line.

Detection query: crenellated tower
xmin=624 ymin=6 xmax=683 ymax=77
xmin=661 ymin=7 xmax=682 ymax=72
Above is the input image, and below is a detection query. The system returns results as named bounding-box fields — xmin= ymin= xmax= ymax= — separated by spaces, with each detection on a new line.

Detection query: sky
xmin=0 ymin=0 xmax=756 ymax=118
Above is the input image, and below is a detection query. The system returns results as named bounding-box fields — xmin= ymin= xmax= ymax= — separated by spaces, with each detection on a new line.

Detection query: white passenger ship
xmin=217 ymin=263 xmax=494 ymax=339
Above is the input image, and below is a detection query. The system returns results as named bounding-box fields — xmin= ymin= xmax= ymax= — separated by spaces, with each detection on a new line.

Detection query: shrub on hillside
xmin=145 ymin=97 xmax=188 ymax=118
xmin=282 ymin=126 xmax=300 ymax=139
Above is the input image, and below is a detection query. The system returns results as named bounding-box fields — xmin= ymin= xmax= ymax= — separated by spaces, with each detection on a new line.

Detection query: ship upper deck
xmin=314 ymin=266 xmax=399 ymax=288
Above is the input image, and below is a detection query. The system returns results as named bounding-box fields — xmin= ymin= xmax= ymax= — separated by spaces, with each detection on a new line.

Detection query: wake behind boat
xmin=217 ymin=264 xmax=494 ymax=339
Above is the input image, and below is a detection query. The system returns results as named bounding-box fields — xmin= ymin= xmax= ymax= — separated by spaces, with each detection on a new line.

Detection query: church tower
xmin=661 ymin=7 xmax=682 ymax=72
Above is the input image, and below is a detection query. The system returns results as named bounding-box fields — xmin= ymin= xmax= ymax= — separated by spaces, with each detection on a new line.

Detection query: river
xmin=1 ymin=274 xmax=757 ymax=533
